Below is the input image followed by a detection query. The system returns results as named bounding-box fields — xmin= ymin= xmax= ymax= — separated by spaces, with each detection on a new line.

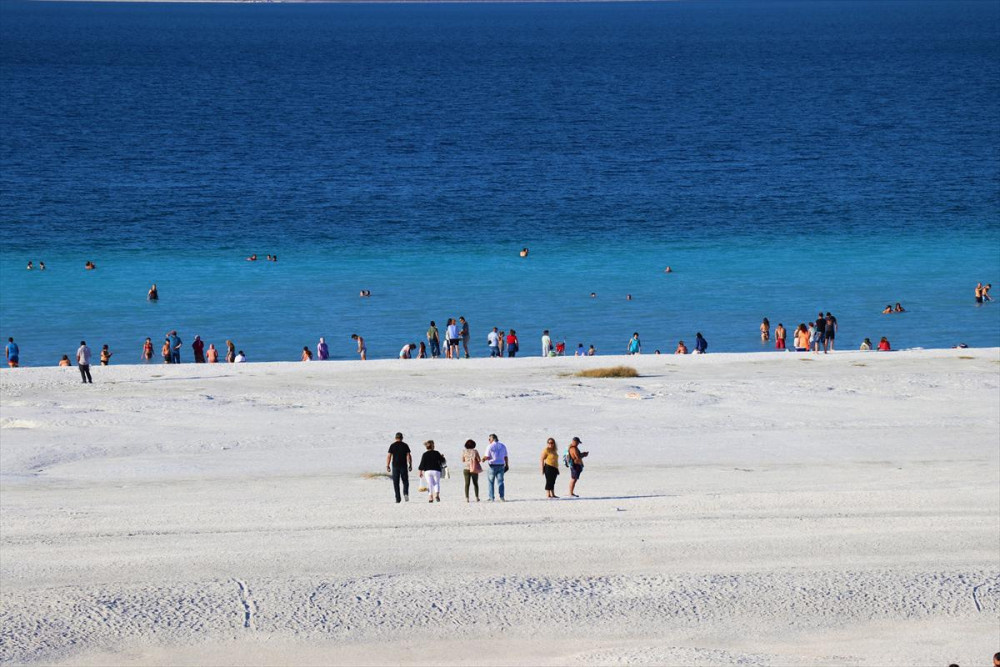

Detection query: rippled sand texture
xmin=1 ymin=350 xmax=998 ymax=665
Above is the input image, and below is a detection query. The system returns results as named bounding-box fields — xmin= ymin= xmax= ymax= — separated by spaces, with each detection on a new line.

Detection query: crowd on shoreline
xmin=3 ymin=281 xmax=993 ymax=371
xmin=384 ymin=432 xmax=590 ymax=504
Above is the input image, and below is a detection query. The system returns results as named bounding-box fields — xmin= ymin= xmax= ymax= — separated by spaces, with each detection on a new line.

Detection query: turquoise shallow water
xmin=2 ymin=233 xmax=998 ymax=364
xmin=1 ymin=1 xmax=998 ymax=364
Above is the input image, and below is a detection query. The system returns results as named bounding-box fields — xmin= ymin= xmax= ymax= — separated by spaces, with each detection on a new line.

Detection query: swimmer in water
xmin=26 ymin=261 xmax=33 ymax=270
xmin=85 ymin=261 xmax=96 ymax=270
xmin=983 ymin=284 xmax=993 ymax=302
xmin=882 ymin=304 xmax=893 ymax=314
xmin=626 ymin=294 xmax=632 ymax=301
xmin=893 ymin=302 xmax=905 ymax=313
xmin=266 ymin=255 xmax=273 ymax=262
xmin=247 ymin=254 xmax=257 ymax=262
xmin=589 ymin=292 xmax=596 ymax=298
xmin=141 ymin=337 xmax=153 ymax=361
xmin=147 ymin=284 xmax=158 ymax=301
xmin=975 ymin=282 xmax=984 ymax=304
xmin=39 ymin=261 xmax=45 ymax=270
xmin=520 ymin=247 xmax=529 ymax=257
xmin=760 ymin=317 xmax=770 ymax=342
xmin=664 ymin=266 xmax=672 ymax=273
xmin=351 ymin=334 xmax=367 ymax=361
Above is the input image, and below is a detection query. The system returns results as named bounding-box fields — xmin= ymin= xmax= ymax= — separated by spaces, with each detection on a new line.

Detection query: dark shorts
xmin=449 ymin=338 xmax=460 ymax=346
xmin=976 ymin=296 xmax=983 ymax=303
xmin=570 ymin=463 xmax=584 ymax=480
xmin=825 ymin=331 xmax=835 ymax=340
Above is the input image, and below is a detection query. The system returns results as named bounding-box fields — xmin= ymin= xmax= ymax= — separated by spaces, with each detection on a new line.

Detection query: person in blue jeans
xmin=169 ymin=330 xmax=182 ymax=364
xmin=481 ymin=433 xmax=509 ymax=501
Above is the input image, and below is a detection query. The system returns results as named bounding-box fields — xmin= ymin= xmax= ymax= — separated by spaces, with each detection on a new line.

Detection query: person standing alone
xmin=482 ymin=433 xmax=510 ymax=502
xmin=541 ymin=438 xmax=560 ymax=498
xmin=487 ymin=327 xmax=501 ymax=358
xmin=192 ymin=335 xmax=206 ymax=363
xmin=427 ymin=321 xmax=441 ymax=359
xmin=5 ymin=337 xmax=19 ymax=368
xmin=459 ymin=316 xmax=471 ymax=359
xmin=76 ymin=340 xmax=93 ymax=384
xmin=386 ymin=432 xmax=412 ymax=503
xmin=169 ymin=330 xmax=182 ymax=364
xmin=567 ymin=436 xmax=589 ymax=497
xmin=813 ymin=312 xmax=827 ymax=354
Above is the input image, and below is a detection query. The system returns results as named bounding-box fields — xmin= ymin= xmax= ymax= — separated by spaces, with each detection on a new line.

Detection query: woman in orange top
xmin=795 ymin=324 xmax=810 ymax=351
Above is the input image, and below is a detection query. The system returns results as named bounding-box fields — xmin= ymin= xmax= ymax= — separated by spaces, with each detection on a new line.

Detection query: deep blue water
xmin=1 ymin=0 xmax=998 ymax=364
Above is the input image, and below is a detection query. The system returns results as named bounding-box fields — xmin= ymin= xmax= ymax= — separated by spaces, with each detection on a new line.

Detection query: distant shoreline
xmin=3 ymin=346 xmax=996 ymax=371
xmin=36 ymin=0 xmax=675 ymax=4
xmin=36 ymin=0 xmax=677 ymax=4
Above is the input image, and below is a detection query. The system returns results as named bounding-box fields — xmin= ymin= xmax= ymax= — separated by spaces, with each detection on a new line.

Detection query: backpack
xmin=562 ymin=449 xmax=572 ymax=468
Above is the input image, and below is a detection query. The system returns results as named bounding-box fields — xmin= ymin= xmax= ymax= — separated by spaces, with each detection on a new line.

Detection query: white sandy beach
xmin=1 ymin=349 xmax=998 ymax=666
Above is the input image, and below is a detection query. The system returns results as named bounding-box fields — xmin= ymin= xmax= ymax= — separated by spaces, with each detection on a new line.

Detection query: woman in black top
xmin=418 ymin=440 xmax=447 ymax=503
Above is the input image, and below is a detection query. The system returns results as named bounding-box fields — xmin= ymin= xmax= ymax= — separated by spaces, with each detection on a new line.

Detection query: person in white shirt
xmin=446 ymin=318 xmax=460 ymax=359
xmin=234 ymin=351 xmax=247 ymax=363
xmin=76 ymin=340 xmax=93 ymax=384
xmin=487 ymin=327 xmax=501 ymax=358
xmin=541 ymin=330 xmax=552 ymax=357
xmin=481 ymin=433 xmax=510 ymax=502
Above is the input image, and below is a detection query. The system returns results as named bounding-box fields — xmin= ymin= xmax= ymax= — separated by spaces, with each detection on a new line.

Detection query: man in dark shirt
xmin=386 ymin=432 xmax=413 ymax=503
xmin=813 ymin=312 xmax=826 ymax=353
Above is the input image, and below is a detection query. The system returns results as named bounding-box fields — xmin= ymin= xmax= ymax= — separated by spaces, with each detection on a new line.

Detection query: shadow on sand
xmin=505 ymin=494 xmax=672 ymax=504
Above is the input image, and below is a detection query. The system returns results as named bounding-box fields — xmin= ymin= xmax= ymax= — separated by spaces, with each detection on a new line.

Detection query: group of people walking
xmin=385 ymin=432 xmax=588 ymax=504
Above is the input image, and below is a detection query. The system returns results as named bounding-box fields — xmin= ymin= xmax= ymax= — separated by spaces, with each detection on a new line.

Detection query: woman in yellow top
xmin=540 ymin=438 xmax=560 ymax=499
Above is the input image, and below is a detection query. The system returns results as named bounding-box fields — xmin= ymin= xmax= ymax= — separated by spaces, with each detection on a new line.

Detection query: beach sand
xmin=1 ymin=349 xmax=998 ymax=666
